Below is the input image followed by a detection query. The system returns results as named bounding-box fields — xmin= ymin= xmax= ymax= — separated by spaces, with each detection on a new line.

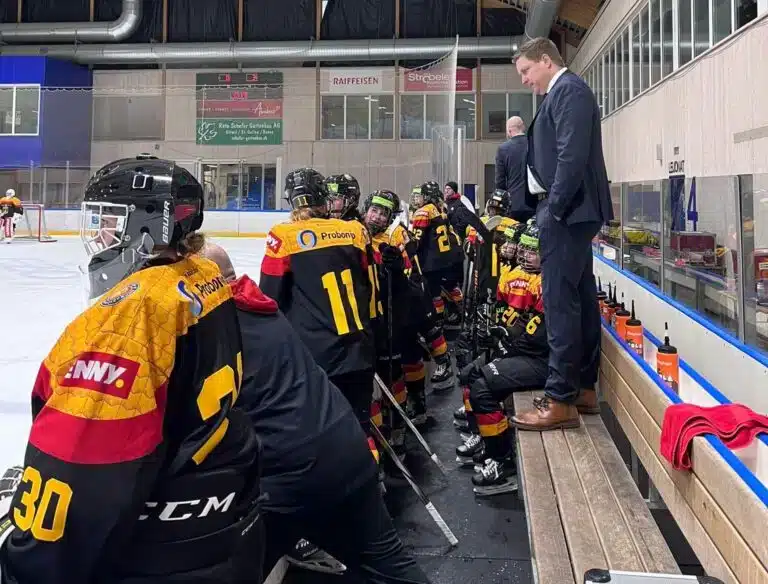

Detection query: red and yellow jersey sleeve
xmin=498 ymin=267 xmax=543 ymax=312
xmin=410 ymin=203 xmax=439 ymax=233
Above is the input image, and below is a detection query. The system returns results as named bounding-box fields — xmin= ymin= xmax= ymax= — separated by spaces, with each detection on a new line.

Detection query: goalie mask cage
xmin=17 ymin=203 xmax=56 ymax=242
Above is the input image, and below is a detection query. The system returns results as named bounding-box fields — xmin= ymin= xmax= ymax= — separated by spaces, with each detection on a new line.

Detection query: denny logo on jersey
xmin=60 ymin=351 xmax=140 ymax=399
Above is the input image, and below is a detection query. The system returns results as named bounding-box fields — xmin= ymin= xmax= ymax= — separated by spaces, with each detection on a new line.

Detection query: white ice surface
xmin=0 ymin=235 xmax=266 ymax=474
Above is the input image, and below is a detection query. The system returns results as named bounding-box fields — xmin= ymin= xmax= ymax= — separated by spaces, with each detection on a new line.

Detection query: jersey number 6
xmin=13 ymin=466 xmax=73 ymax=543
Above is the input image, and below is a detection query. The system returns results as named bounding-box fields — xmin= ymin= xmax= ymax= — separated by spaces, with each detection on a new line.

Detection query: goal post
xmin=16 ymin=204 xmax=56 ymax=242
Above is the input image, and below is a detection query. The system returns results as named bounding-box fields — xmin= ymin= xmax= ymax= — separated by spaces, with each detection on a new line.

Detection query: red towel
xmin=660 ymin=403 xmax=768 ymax=471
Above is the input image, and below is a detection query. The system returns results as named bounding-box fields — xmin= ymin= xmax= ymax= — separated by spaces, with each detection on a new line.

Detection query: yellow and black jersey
xmin=260 ymin=218 xmax=376 ymax=377
xmin=2 ymin=256 xmax=260 ymax=584
xmin=410 ymin=203 xmax=462 ymax=273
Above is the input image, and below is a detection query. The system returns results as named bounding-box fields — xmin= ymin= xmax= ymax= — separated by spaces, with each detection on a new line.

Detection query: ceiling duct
xmin=524 ymin=0 xmax=563 ymax=41
xmin=0 ymin=36 xmax=524 ymax=65
xmin=0 ymin=0 xmax=141 ymax=43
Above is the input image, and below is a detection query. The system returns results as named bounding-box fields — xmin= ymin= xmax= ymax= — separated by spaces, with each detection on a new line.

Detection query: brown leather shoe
xmin=574 ymin=389 xmax=601 ymax=415
xmin=512 ymin=397 xmax=580 ymax=431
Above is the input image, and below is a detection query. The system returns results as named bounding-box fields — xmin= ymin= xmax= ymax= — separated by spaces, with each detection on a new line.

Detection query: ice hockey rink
xmin=0 ymin=235 xmax=267 ymax=474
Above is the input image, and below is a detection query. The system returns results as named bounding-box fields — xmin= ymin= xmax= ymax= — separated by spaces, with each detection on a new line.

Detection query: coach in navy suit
xmin=510 ymin=38 xmax=613 ymax=431
xmin=494 ymin=116 xmax=535 ymax=222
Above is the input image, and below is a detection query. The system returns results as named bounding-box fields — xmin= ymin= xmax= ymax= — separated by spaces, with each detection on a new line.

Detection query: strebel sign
xmin=402 ymin=68 xmax=474 ymax=92
xmin=326 ymin=69 xmax=384 ymax=94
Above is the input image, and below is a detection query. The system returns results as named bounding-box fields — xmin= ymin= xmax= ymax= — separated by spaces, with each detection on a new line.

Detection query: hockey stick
xmin=373 ymin=373 xmax=448 ymax=477
xmin=369 ymin=421 xmax=459 ymax=548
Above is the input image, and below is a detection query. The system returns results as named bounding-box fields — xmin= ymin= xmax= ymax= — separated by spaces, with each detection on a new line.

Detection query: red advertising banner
xmin=196 ymin=99 xmax=283 ymax=119
xmin=402 ymin=67 xmax=474 ymax=92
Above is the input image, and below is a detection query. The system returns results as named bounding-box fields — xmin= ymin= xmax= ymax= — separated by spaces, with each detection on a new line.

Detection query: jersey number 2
xmin=436 ymin=225 xmax=451 ymax=253
xmin=323 ymin=269 xmax=364 ymax=335
xmin=14 ymin=466 xmax=73 ymax=543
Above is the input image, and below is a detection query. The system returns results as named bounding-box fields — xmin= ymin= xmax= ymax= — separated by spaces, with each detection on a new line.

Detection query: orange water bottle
xmin=656 ymin=322 xmax=680 ymax=393
xmin=597 ymin=277 xmax=608 ymax=314
xmin=614 ymin=293 xmax=631 ymax=340
xmin=624 ymin=300 xmax=644 ymax=357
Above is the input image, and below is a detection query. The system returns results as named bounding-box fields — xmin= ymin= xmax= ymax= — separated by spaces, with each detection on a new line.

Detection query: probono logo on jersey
xmin=61 ymin=351 xmax=141 ymax=399
xmin=266 ymin=231 xmax=282 ymax=254
xmin=101 ymin=282 xmax=140 ymax=307
xmin=177 ymin=281 xmax=203 ymax=317
xmin=297 ymin=229 xmax=317 ymax=249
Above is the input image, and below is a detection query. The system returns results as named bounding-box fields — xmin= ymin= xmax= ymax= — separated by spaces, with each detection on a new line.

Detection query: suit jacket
xmin=527 ymin=71 xmax=613 ymax=226
xmin=495 ymin=134 xmax=534 ymax=222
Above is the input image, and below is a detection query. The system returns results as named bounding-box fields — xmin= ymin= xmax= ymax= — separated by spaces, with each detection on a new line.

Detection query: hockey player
xmin=456 ymin=219 xmax=546 ymax=496
xmin=200 ymin=243 xmax=430 ymax=584
xmin=361 ymin=190 xmax=411 ymax=460
xmin=0 ymin=156 xmax=264 ymax=583
xmin=410 ymin=181 xmax=464 ymax=332
xmin=259 ymin=168 xmax=377 ymax=453
xmin=326 ymin=173 xmax=361 ymax=221
xmin=0 ymin=190 xmax=22 ymax=244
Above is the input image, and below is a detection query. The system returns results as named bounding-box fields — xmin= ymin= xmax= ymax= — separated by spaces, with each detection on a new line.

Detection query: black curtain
xmin=96 ymin=0 xmax=163 ymax=43
xmin=481 ymin=7 xmax=526 ymax=37
xmin=243 ymin=0 xmax=314 ymax=41
xmin=400 ymin=0 xmax=475 ymax=39
xmin=23 ymin=0 xmax=89 ymax=22
xmin=0 ymin=0 xmax=16 ymax=24
xmin=321 ymin=0 xmax=395 ymax=40
xmin=168 ymin=0 xmax=237 ymax=42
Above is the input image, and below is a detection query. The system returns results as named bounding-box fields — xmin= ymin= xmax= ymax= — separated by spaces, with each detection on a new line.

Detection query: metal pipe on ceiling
xmin=0 ymin=0 xmax=141 ymax=43
xmin=0 ymin=36 xmax=524 ymax=65
xmin=524 ymin=0 xmax=563 ymax=41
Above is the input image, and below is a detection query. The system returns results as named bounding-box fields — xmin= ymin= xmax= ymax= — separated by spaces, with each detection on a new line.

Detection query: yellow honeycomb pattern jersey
xmin=3 ymin=255 xmax=258 ymax=584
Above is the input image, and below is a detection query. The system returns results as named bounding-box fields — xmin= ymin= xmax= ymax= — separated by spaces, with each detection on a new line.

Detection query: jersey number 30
xmin=14 ymin=466 xmax=73 ymax=543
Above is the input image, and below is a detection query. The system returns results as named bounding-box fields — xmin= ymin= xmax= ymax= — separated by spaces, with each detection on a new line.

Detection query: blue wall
xmin=0 ymin=56 xmax=92 ymax=169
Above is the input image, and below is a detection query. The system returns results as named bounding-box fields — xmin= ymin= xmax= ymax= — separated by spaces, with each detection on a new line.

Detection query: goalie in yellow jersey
xmin=0 ymin=155 xmax=264 ymax=584
xmin=0 ymin=189 xmax=22 ymax=244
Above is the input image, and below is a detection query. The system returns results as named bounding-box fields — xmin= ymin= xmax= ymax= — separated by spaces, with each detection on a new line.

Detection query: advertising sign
xmin=196 ymin=71 xmax=283 ymax=145
xmin=326 ymin=69 xmax=384 ymax=94
xmin=402 ymin=67 xmax=474 ymax=92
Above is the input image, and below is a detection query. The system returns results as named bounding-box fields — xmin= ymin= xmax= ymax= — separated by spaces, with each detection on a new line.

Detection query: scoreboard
xmin=195 ymin=71 xmax=284 ymax=146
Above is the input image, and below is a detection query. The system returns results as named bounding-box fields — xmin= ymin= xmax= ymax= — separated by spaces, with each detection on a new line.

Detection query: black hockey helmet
xmin=420 ymin=181 xmax=443 ymax=206
xmin=486 ymin=189 xmax=512 ymax=217
xmin=517 ymin=218 xmax=541 ymax=273
xmin=326 ymin=173 xmax=361 ymax=220
xmin=362 ymin=189 xmax=400 ymax=235
xmin=80 ymin=154 xmax=204 ymax=300
xmin=284 ymin=167 xmax=328 ymax=210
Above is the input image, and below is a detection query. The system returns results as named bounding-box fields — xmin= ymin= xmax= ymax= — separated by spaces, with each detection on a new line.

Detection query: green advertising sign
xmin=196 ymin=119 xmax=283 ymax=145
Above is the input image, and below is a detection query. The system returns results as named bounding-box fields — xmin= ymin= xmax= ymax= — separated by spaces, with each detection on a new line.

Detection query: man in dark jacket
xmin=443 ymin=181 xmax=475 ymax=244
xmin=495 ymin=116 xmax=534 ymax=222
xmin=200 ymin=242 xmax=430 ymax=584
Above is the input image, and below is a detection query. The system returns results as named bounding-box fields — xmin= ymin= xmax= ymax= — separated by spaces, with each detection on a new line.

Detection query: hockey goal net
xmin=16 ymin=204 xmax=56 ymax=242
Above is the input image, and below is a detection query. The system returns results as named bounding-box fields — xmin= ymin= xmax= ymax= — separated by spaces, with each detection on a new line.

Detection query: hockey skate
xmin=456 ymin=433 xmax=484 ymax=468
xmin=472 ymin=457 xmax=519 ymax=496
xmin=285 ymin=539 xmax=347 ymax=575
xmin=430 ymin=355 xmax=455 ymax=393
xmin=453 ymin=404 xmax=469 ymax=429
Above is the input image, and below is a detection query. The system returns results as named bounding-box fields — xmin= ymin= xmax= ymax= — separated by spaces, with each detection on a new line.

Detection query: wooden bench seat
xmin=513 ymin=391 xmax=680 ymax=584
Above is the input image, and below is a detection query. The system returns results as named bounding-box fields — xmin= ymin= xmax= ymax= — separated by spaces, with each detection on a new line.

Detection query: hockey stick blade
xmin=369 ymin=422 xmax=459 ymax=548
xmin=373 ymin=373 xmax=448 ymax=477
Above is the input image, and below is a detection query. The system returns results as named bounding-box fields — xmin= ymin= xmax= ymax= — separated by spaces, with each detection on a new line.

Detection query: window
xmin=650 ymin=0 xmax=662 ymax=85
xmin=481 ymin=92 xmax=535 ymax=139
xmin=622 ymin=29 xmax=631 ymax=105
xmin=640 ymin=5 xmax=650 ymax=92
xmin=401 ymin=94 xmax=476 ymax=140
xmin=321 ymin=95 xmax=394 ymax=140
xmin=693 ymin=0 xmax=710 ymax=57
xmin=739 ymin=173 xmax=768 ymax=357
xmin=661 ymin=0 xmax=674 ymax=76
xmin=0 ymin=85 xmax=40 ymax=136
xmin=623 ymin=181 xmax=662 ymax=288
xmin=712 ymin=0 xmax=732 ymax=43
xmin=678 ymin=0 xmax=693 ymax=65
